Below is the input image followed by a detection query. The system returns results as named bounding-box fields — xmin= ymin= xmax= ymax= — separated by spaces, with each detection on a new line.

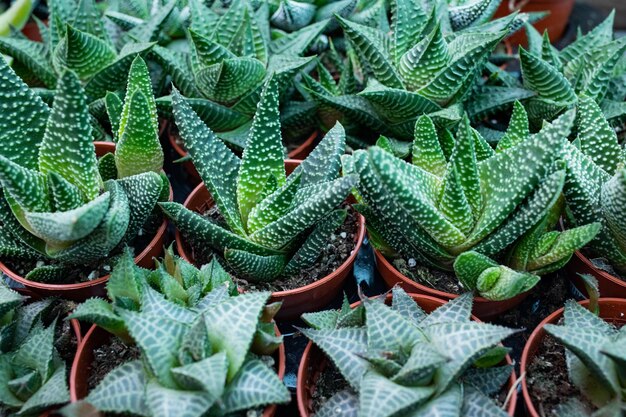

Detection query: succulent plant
xmin=0 ymin=0 xmax=34 ymax=36
xmin=154 ymin=0 xmax=328 ymax=146
xmin=302 ymin=0 xmax=534 ymax=142
xmin=518 ymin=12 xmax=626 ymax=129
xmin=344 ymin=105 xmax=600 ymax=300
xmin=561 ymin=94 xmax=626 ymax=276
xmin=0 ymin=284 xmax=72 ymax=416
xmin=64 ymin=277 xmax=290 ymax=416
xmin=0 ymin=55 xmax=168 ymax=283
xmin=161 ymin=75 xmax=357 ymax=283
xmin=301 ymin=287 xmax=518 ymax=417
xmin=542 ymin=300 xmax=626 ymax=416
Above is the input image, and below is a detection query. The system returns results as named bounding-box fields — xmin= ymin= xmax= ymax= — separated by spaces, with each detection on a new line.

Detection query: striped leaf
xmin=53 ymin=25 xmax=116 ymax=80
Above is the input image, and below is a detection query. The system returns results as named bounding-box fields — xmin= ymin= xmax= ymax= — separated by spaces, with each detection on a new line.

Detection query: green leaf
xmin=0 ymin=55 xmax=50 ymax=170
xmin=496 ymin=101 xmax=530 ymax=152
xmin=0 ymin=37 xmax=57 ymax=88
xmin=54 ymin=25 xmax=116 ymax=80
xmin=411 ymin=116 xmax=447 ymax=177
xmin=19 ymin=365 xmax=69 ymax=415
xmin=520 ymin=47 xmax=577 ymax=105
xmin=224 ymin=249 xmax=287 ymax=282
xmin=39 ymin=70 xmax=101 ymax=201
xmin=316 ymin=390 xmax=358 ymax=417
xmin=237 ymin=76 xmax=286 ymax=224
xmin=203 ymin=291 xmax=271 ymax=380
xmin=171 ymin=351 xmax=227 ymax=402
xmin=398 ymin=24 xmax=448 ymax=92
xmin=87 ymin=360 xmax=148 ymax=416
xmin=68 ymin=297 xmax=125 ymax=336
xmin=359 ymin=371 xmax=434 ymax=417
xmin=195 ymin=58 xmax=266 ymax=103
xmin=0 ymin=156 xmax=50 ymax=212
xmin=299 ymin=122 xmax=346 ymax=187
xmin=389 ymin=0 xmax=428 ymax=62
xmin=145 ymin=380 xmax=211 ymax=417
xmin=461 ymin=386 xmax=510 ymax=417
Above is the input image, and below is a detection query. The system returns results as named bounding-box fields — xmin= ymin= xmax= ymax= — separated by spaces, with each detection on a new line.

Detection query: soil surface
xmin=311 ymin=361 xmax=351 ymax=415
xmin=190 ymin=204 xmax=360 ymax=293
xmin=87 ymin=337 xmax=141 ymax=391
xmin=392 ymin=258 xmax=462 ymax=294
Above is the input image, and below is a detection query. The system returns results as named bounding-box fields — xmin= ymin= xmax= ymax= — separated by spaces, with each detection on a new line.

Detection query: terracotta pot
xmin=21 ymin=20 xmax=43 ymax=42
xmin=297 ymin=293 xmax=519 ymax=417
xmin=167 ymin=123 xmax=318 ymax=186
xmin=374 ymin=249 xmax=529 ymax=321
xmin=494 ymin=0 xmax=575 ymax=47
xmin=71 ymin=324 xmax=286 ymax=417
xmin=566 ymin=250 xmax=626 ymax=299
xmin=176 ymin=159 xmax=366 ymax=320
xmin=521 ymin=298 xmax=626 ymax=417
xmin=0 ymin=142 xmax=170 ymax=301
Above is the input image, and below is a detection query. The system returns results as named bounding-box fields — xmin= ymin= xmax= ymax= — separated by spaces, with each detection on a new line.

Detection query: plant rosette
xmin=521 ymin=298 xmax=626 ymax=417
xmin=176 ymin=159 xmax=366 ymax=320
xmin=297 ymin=289 xmax=519 ymax=417
xmin=0 ymin=142 xmax=172 ymax=300
xmin=374 ymin=249 xmax=529 ymax=321
xmin=70 ymin=323 xmax=286 ymax=417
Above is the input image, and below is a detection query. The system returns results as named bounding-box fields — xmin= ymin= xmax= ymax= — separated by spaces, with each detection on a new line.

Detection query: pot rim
xmin=70 ymin=323 xmax=286 ymax=417
xmin=296 ymin=292 xmax=519 ymax=417
xmin=573 ymin=250 xmax=626 ymax=289
xmin=175 ymin=159 xmax=366 ymax=299
xmin=0 ymin=141 xmax=172 ymax=291
xmin=520 ymin=297 xmax=626 ymax=417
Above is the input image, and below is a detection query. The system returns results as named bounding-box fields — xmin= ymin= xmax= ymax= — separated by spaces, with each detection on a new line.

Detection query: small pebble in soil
xmin=392 ymin=258 xmax=462 ymax=294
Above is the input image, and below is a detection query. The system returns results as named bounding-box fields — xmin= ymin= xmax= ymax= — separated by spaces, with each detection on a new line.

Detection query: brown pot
xmin=494 ymin=0 xmax=575 ymax=47
xmin=21 ymin=20 xmax=43 ymax=42
xmin=374 ymin=249 xmax=529 ymax=321
xmin=521 ymin=298 xmax=626 ymax=417
xmin=297 ymin=293 xmax=519 ymax=417
xmin=566 ymin=250 xmax=626 ymax=299
xmin=175 ymin=159 xmax=366 ymax=320
xmin=70 ymin=324 xmax=286 ymax=417
xmin=0 ymin=142 xmax=170 ymax=301
xmin=167 ymin=123 xmax=318 ymax=186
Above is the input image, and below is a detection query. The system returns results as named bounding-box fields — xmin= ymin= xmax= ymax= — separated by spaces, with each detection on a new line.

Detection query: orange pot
xmin=566 ymin=250 xmax=626 ymax=299
xmin=0 ymin=142 xmax=170 ymax=301
xmin=297 ymin=293 xmax=519 ymax=417
xmin=167 ymin=123 xmax=318 ymax=186
xmin=70 ymin=324 xmax=286 ymax=417
xmin=374 ymin=249 xmax=529 ymax=321
xmin=21 ymin=20 xmax=43 ymax=42
xmin=494 ymin=0 xmax=575 ymax=46
xmin=175 ymin=159 xmax=366 ymax=320
xmin=521 ymin=298 xmax=626 ymax=417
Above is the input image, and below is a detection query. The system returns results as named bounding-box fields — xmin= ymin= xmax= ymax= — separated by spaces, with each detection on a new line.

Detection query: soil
xmin=392 ymin=258 xmax=462 ymax=294
xmin=311 ymin=361 xmax=351 ymax=416
xmin=526 ymin=331 xmax=596 ymax=416
xmin=4 ymin=227 xmax=159 ymax=285
xmin=87 ymin=337 xmax=141 ymax=390
xmin=190 ymin=204 xmax=360 ymax=293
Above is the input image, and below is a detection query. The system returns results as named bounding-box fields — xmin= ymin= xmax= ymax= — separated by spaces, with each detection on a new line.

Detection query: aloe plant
xmin=0 ymin=0 xmax=35 ymax=36
xmin=154 ymin=0 xmax=328 ymax=147
xmin=161 ymin=75 xmax=357 ymax=283
xmin=518 ymin=12 xmax=626 ymax=129
xmin=541 ymin=300 xmax=626 ymax=416
xmin=0 ymin=284 xmax=72 ymax=416
xmin=63 ymin=274 xmax=289 ymax=416
xmin=561 ymin=95 xmax=626 ymax=276
xmin=301 ymin=287 xmax=517 ymax=417
xmin=0 ymin=54 xmax=168 ymax=283
xmin=345 ymin=106 xmax=600 ymax=300
xmin=301 ymin=0 xmax=534 ymax=142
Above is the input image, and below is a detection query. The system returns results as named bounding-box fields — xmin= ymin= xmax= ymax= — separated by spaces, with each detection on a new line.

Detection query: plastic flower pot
xmin=167 ymin=123 xmax=318 ymax=186
xmin=374 ymin=249 xmax=529 ymax=321
xmin=175 ymin=159 xmax=366 ymax=320
xmin=21 ymin=20 xmax=42 ymax=41
xmin=494 ymin=0 xmax=575 ymax=46
xmin=70 ymin=324 xmax=286 ymax=417
xmin=297 ymin=293 xmax=519 ymax=417
xmin=565 ymin=251 xmax=626 ymax=299
xmin=0 ymin=142 xmax=171 ymax=301
xmin=520 ymin=298 xmax=626 ymax=417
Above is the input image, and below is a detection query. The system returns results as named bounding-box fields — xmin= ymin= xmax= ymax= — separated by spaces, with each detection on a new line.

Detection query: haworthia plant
xmin=542 ymin=300 xmax=626 ymax=416
xmin=345 ymin=105 xmax=600 ymax=300
xmin=154 ymin=0 xmax=327 ymax=147
xmin=63 ymin=261 xmax=290 ymax=417
xmin=301 ymin=287 xmax=518 ymax=417
xmin=161 ymin=76 xmax=357 ymax=282
xmin=518 ymin=12 xmax=626 ymax=128
xmin=302 ymin=0 xmax=534 ymax=141
xmin=561 ymin=95 xmax=626 ymax=275
xmin=0 ymin=55 xmax=168 ymax=283
xmin=0 ymin=283 xmax=71 ymax=416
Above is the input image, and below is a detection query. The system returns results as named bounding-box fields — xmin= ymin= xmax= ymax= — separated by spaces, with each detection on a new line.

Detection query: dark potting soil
xmin=87 ymin=337 xmax=141 ymax=391
xmin=193 ymin=204 xmax=360 ymax=293
xmin=4 ymin=227 xmax=159 ymax=284
xmin=311 ymin=361 xmax=351 ymax=416
xmin=526 ymin=331 xmax=596 ymax=416
xmin=582 ymin=249 xmax=626 ymax=281
xmin=48 ymin=299 xmax=79 ymax=365
xmin=392 ymin=258 xmax=462 ymax=295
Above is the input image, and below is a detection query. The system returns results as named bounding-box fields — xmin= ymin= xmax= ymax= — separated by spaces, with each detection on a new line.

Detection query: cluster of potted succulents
xmin=0 ymin=0 xmax=625 ymax=414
